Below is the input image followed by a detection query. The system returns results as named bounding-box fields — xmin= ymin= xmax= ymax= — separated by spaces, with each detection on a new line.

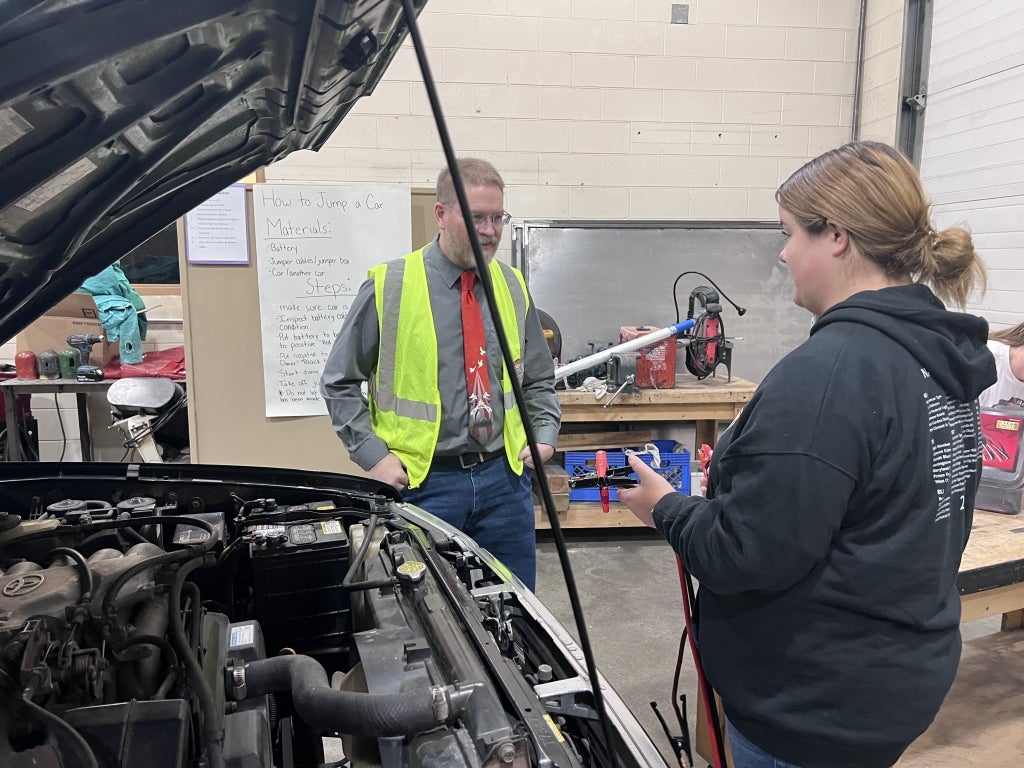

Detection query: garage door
xmin=918 ymin=0 xmax=1024 ymax=326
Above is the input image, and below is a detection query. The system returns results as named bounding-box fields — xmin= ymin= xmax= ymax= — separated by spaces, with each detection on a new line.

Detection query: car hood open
xmin=0 ymin=1 xmax=425 ymax=341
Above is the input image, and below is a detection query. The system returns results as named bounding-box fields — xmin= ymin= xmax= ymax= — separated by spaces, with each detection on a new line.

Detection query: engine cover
xmin=0 ymin=543 xmax=166 ymax=634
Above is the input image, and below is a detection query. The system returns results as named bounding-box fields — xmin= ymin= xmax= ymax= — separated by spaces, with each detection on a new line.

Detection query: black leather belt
xmin=433 ymin=449 xmax=505 ymax=470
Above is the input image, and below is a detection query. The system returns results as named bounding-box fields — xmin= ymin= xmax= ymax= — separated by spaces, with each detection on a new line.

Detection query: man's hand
xmin=616 ymin=454 xmax=676 ymax=528
xmin=369 ymin=452 xmax=408 ymax=490
xmin=519 ymin=443 xmax=554 ymax=469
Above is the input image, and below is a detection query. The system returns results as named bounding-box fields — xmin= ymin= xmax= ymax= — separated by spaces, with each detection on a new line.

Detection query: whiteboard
xmin=253 ymin=184 xmax=412 ymax=417
xmin=512 ymin=220 xmax=811 ymax=384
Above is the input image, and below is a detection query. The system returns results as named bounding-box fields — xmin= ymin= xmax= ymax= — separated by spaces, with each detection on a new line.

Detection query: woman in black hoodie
xmin=619 ymin=141 xmax=997 ymax=768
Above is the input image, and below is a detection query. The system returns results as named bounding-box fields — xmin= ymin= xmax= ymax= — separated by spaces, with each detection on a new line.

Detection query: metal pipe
xmin=851 ymin=0 xmax=868 ymax=141
xmin=554 ymin=319 xmax=696 ymax=381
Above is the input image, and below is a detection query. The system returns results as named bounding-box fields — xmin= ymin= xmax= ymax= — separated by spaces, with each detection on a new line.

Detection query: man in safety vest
xmin=320 ymin=158 xmax=560 ymax=590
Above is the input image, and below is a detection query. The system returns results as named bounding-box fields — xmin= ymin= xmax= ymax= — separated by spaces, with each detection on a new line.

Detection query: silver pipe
xmin=851 ymin=0 xmax=868 ymax=141
xmin=554 ymin=319 xmax=695 ymax=381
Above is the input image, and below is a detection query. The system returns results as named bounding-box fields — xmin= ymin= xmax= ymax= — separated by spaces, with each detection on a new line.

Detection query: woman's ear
xmin=825 ymin=219 xmax=850 ymax=257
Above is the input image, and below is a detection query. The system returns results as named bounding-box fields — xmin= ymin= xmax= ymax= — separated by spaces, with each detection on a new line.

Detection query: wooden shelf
xmin=542 ymin=376 xmax=755 ymax=529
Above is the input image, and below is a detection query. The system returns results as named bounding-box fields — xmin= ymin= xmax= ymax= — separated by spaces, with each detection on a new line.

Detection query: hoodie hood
xmin=813 ymin=284 xmax=996 ymax=401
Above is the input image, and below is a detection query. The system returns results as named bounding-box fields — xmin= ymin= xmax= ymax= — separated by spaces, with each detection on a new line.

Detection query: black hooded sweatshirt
xmin=652 ymin=285 xmax=996 ymax=768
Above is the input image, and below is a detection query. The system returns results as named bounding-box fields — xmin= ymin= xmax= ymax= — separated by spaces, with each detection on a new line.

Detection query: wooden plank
xmin=960 ymin=510 xmax=1024 ymax=573
xmin=1001 ymin=609 xmax=1024 ymax=631
xmin=695 ymin=689 xmax=734 ymax=767
xmin=559 ymin=403 xmax=745 ymax=423
xmin=555 ymin=430 xmax=653 ymax=451
xmin=539 ymin=463 xmax=570 ymax=494
xmin=534 ymin=502 xmax=647 ymax=530
xmin=960 ymin=582 xmax=1024 ymax=622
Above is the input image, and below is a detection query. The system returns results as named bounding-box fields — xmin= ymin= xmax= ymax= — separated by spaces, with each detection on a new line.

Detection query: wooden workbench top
xmin=959 ymin=509 xmax=1024 ymax=594
xmin=557 ymin=375 xmax=757 ymax=424
xmin=557 ymin=375 xmax=757 ymax=407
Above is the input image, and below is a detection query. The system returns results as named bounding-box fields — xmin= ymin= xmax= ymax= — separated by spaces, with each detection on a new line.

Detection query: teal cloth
xmin=78 ymin=262 xmax=148 ymax=364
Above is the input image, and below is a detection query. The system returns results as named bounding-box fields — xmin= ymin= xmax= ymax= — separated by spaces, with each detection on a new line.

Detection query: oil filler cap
xmin=0 ymin=512 xmax=21 ymax=533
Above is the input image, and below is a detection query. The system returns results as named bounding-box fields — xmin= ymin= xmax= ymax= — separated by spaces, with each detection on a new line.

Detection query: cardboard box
xmin=16 ymin=293 xmax=118 ymax=366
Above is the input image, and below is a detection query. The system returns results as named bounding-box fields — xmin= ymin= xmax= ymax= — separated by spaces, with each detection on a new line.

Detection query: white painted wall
xmin=918 ymin=0 xmax=1024 ymax=330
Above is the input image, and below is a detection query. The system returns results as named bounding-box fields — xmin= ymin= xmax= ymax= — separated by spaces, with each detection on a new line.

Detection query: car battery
xmin=976 ymin=406 xmax=1024 ymax=515
xmin=248 ymin=515 xmax=351 ymax=656
xmin=619 ymin=325 xmax=676 ymax=389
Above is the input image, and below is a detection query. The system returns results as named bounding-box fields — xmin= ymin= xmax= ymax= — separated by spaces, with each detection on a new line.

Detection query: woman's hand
xmin=616 ymin=454 xmax=677 ymax=528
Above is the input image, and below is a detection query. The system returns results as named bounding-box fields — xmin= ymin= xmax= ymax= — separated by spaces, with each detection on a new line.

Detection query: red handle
xmin=596 ymin=450 xmax=609 ymax=513
xmin=698 ymin=444 xmax=713 ymax=478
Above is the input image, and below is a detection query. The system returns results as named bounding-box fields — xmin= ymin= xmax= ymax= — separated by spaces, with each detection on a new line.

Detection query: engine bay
xmin=0 ymin=465 xmax=658 ymax=768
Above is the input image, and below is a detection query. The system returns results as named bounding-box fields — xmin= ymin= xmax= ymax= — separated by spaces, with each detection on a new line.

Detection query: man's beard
xmin=448 ymin=236 xmax=496 ymax=269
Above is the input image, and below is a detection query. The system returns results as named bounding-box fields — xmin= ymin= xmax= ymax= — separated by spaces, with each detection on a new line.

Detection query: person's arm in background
xmin=320 ymin=278 xmax=408 ymax=488
xmin=517 ymin=296 xmax=560 ymax=468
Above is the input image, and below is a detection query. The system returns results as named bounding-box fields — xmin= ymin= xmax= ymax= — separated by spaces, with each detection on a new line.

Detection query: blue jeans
xmin=403 ymin=456 xmax=536 ymax=590
xmin=727 ymin=721 xmax=803 ymax=768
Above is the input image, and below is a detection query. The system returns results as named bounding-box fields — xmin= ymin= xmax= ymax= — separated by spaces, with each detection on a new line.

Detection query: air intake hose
xmin=237 ymin=655 xmax=451 ymax=736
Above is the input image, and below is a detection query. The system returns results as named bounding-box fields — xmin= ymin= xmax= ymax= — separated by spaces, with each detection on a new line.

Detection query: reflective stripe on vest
xmin=370 ymin=250 xmax=529 ymax=487
xmin=375 ymin=255 xmax=437 ymax=422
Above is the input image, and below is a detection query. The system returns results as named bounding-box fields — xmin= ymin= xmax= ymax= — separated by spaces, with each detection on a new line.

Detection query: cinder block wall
xmin=858 ymin=0 xmax=907 ymax=141
xmin=270 ymin=0 xmax=865 ymax=231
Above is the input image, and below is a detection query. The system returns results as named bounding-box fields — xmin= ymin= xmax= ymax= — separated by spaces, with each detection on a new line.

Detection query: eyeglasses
xmin=472 ymin=211 xmax=512 ymax=229
xmin=444 ymin=204 xmax=512 ymax=229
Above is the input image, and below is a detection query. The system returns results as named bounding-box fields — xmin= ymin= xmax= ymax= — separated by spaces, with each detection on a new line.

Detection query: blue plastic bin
xmin=565 ymin=444 xmax=691 ymax=502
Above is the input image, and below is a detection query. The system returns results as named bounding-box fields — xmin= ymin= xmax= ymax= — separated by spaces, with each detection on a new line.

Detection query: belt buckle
xmin=458 ymin=452 xmax=484 ymax=469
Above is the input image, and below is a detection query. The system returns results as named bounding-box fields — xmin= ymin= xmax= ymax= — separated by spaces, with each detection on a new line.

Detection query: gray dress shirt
xmin=320 ymin=237 xmax=560 ymax=471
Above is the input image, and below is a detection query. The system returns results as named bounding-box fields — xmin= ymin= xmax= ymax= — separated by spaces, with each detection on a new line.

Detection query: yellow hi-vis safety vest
xmin=368 ymin=248 xmax=530 ymax=489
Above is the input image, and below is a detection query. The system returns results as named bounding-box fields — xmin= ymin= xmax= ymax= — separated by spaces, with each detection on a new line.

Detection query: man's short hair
xmin=436 ymin=158 xmax=504 ymax=204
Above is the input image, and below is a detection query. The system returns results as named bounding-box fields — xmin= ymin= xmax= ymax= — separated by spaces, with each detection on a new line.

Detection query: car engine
xmin=0 ymin=465 xmax=662 ymax=768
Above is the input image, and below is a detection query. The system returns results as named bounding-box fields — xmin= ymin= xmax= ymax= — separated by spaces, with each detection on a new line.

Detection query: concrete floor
xmin=535 ymin=528 xmax=1017 ymax=768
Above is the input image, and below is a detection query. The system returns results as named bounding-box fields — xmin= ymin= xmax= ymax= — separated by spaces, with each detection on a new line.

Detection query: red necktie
xmin=461 ymin=271 xmax=493 ymax=446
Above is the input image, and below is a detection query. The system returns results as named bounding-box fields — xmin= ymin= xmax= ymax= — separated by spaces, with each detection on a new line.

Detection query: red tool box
xmin=619 ymin=325 xmax=676 ymax=389
xmin=976 ymin=406 xmax=1024 ymax=515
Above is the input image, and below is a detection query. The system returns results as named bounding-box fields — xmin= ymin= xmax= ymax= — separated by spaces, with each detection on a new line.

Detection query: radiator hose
xmin=236 ymin=655 xmax=454 ymax=737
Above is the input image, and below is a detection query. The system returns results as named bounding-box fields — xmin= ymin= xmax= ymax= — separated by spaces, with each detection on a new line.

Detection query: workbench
xmin=539 ymin=375 xmax=757 ymax=529
xmin=557 ymin=374 xmax=757 ymax=447
xmin=959 ymin=509 xmax=1024 ymax=629
xmin=1 ymin=378 xmax=115 ymax=461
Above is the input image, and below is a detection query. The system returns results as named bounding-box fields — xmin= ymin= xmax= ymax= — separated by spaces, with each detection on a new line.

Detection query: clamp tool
xmin=568 ymin=450 xmax=639 ymax=513
xmin=568 ymin=443 xmax=670 ymax=513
